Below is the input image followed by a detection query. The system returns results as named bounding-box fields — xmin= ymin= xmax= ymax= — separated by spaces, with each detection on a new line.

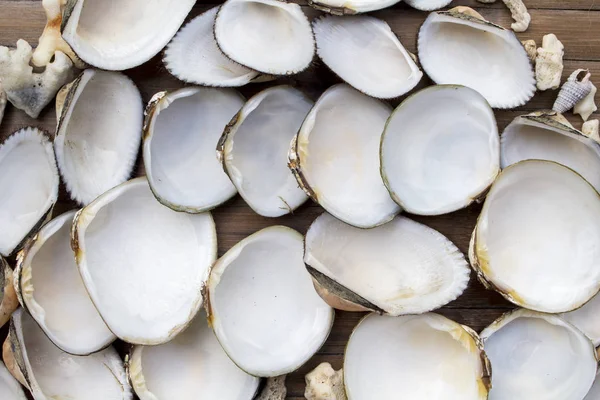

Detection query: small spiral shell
xmin=553 ymin=69 xmax=593 ymax=114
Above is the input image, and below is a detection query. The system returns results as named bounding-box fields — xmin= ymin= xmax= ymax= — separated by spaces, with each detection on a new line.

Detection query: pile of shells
xmin=0 ymin=1 xmax=599 ymax=400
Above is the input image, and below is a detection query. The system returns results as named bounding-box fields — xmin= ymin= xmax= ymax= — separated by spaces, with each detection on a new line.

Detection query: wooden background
xmin=1 ymin=0 xmax=598 ymax=398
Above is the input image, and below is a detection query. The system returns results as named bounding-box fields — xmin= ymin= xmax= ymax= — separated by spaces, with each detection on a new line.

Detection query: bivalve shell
xmin=0 ymin=359 xmax=26 ymax=400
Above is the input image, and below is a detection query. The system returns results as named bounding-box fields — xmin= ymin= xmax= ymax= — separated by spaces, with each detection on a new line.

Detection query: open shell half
xmin=207 ymin=226 xmax=334 ymax=377
xmin=561 ymin=293 xmax=600 ymax=347
xmin=0 ymin=128 xmax=59 ymax=257
xmin=61 ymin=0 xmax=195 ymax=70
xmin=313 ymin=15 xmax=422 ymax=99
xmin=72 ymin=178 xmax=217 ymax=345
xmin=344 ymin=313 xmax=490 ymax=400
xmin=55 ymin=69 xmax=143 ymax=205
xmin=3 ymin=308 xmax=132 ymax=400
xmin=308 ymin=0 xmax=400 ymax=15
xmin=143 ymin=87 xmax=244 ymax=213
xmin=0 ymin=360 xmax=26 ymax=400
xmin=381 ymin=85 xmax=499 ymax=215
xmin=14 ymin=210 xmax=115 ymax=355
xmin=418 ymin=8 xmax=535 ymax=109
xmin=129 ymin=309 xmax=260 ymax=400
xmin=214 ymin=0 xmax=314 ymax=75
xmin=481 ymin=309 xmax=597 ymax=400
xmin=305 ymin=212 xmax=470 ymax=315
xmin=164 ymin=6 xmax=260 ymax=87
xmin=500 ymin=112 xmax=600 ymax=191
xmin=218 ymin=85 xmax=312 ymax=217
xmin=289 ymin=84 xmax=399 ymax=228
xmin=470 ymin=160 xmax=600 ymax=313
xmin=404 ymin=0 xmax=452 ymax=10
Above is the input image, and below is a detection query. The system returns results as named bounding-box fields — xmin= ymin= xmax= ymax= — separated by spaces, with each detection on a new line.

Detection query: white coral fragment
xmin=256 ymin=375 xmax=287 ymax=400
xmin=476 ymin=0 xmax=530 ymax=31
xmin=305 ymin=363 xmax=347 ymax=400
xmin=535 ymin=34 xmax=564 ymax=91
xmin=582 ymin=120 xmax=600 ymax=144
xmin=0 ymin=39 xmax=74 ymax=118
xmin=522 ymin=40 xmax=537 ymax=63
xmin=33 ymin=0 xmax=84 ymax=68
xmin=575 ymin=82 xmax=598 ymax=121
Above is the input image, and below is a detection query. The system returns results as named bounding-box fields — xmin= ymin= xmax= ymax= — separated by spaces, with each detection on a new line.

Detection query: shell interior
xmin=6 ymin=308 xmax=132 ymax=400
xmin=129 ymin=309 xmax=260 ymax=400
xmin=0 ymin=360 xmax=26 ymax=400
xmin=472 ymin=160 xmax=600 ymax=313
xmin=500 ymin=115 xmax=600 ymax=191
xmin=313 ymin=15 xmax=422 ymax=99
xmin=381 ymin=85 xmax=499 ymax=215
xmin=62 ymin=0 xmax=195 ymax=70
xmin=0 ymin=128 xmax=58 ymax=257
xmin=143 ymin=87 xmax=244 ymax=213
xmin=55 ymin=69 xmax=143 ymax=205
xmin=221 ymin=85 xmax=312 ymax=217
xmin=214 ymin=0 xmax=314 ymax=75
xmin=305 ymin=213 xmax=470 ymax=315
xmin=207 ymin=226 xmax=334 ymax=377
xmin=73 ymin=178 xmax=217 ymax=345
xmin=418 ymin=11 xmax=535 ymax=109
xmin=561 ymin=293 xmax=600 ymax=347
xmin=17 ymin=210 xmax=116 ymax=355
xmin=404 ymin=0 xmax=453 ymax=10
xmin=291 ymin=84 xmax=400 ymax=228
xmin=344 ymin=313 xmax=489 ymax=399
xmin=164 ymin=6 xmax=259 ymax=87
xmin=481 ymin=309 xmax=597 ymax=400
xmin=308 ymin=0 xmax=401 ymax=14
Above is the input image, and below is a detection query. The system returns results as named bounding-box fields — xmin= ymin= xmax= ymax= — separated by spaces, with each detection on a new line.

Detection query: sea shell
xmin=575 ymin=82 xmax=598 ymax=121
xmin=553 ymin=69 xmax=593 ymax=113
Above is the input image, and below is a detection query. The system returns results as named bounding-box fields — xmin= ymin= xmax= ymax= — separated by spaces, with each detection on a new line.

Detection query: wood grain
xmin=0 ymin=1 xmax=594 ymax=399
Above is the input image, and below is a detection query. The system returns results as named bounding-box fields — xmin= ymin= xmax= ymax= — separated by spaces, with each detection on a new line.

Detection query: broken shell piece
xmin=0 ymin=360 xmax=27 ymax=400
xmin=553 ymin=69 xmax=593 ymax=113
xmin=312 ymin=15 xmax=422 ymax=99
xmin=256 ymin=376 xmax=287 ymax=400
xmin=418 ymin=8 xmax=535 ymax=109
xmin=54 ymin=69 xmax=143 ymax=205
xmin=381 ymin=85 xmax=499 ymax=215
xmin=4 ymin=308 xmax=132 ymax=400
xmin=305 ymin=363 xmax=346 ymax=400
xmin=575 ymin=82 xmax=598 ymax=121
xmin=0 ymin=258 xmax=18 ymax=329
xmin=500 ymin=112 xmax=600 ymax=191
xmin=522 ymin=39 xmax=537 ymax=62
xmin=536 ymin=34 xmax=564 ymax=91
xmin=72 ymin=178 xmax=217 ymax=345
xmin=308 ymin=0 xmax=400 ymax=14
xmin=129 ymin=309 xmax=260 ymax=400
xmin=404 ymin=0 xmax=452 ymax=10
xmin=289 ymin=84 xmax=400 ymax=228
xmin=143 ymin=87 xmax=244 ymax=213
xmin=345 ymin=313 xmax=490 ymax=400
xmin=481 ymin=309 xmax=597 ymax=399
xmin=214 ymin=0 xmax=314 ymax=75
xmin=207 ymin=226 xmax=334 ymax=377
xmin=562 ymin=294 xmax=600 ymax=346
xmin=218 ymin=86 xmax=311 ymax=217
xmin=471 ymin=160 xmax=600 ymax=313
xmin=305 ymin=213 xmax=470 ymax=315
xmin=62 ymin=0 xmax=195 ymax=70
xmin=32 ymin=0 xmax=84 ymax=68
xmin=164 ymin=6 xmax=260 ymax=87
xmin=0 ymin=40 xmax=74 ymax=118
xmin=15 ymin=210 xmax=116 ymax=355
xmin=582 ymin=119 xmax=600 ymax=144
xmin=0 ymin=128 xmax=59 ymax=257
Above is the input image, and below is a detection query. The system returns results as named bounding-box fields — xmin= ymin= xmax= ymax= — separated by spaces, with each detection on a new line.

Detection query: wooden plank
xmin=2 ymin=2 xmax=600 ymax=61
